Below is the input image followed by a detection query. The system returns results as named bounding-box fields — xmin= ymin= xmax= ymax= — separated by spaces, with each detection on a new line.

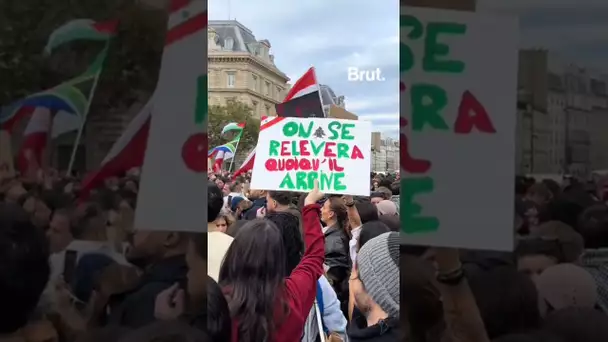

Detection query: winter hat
xmin=531 ymin=221 xmax=584 ymax=262
xmin=536 ymin=263 xmax=598 ymax=311
xmin=230 ymin=196 xmax=245 ymax=212
xmin=356 ymin=231 xmax=400 ymax=317
xmin=376 ymin=200 xmax=398 ymax=216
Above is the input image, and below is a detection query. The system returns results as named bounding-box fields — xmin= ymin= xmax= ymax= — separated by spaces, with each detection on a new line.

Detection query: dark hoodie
xmin=107 ymin=255 xmax=188 ymax=328
xmin=242 ymin=197 xmax=267 ymax=220
xmin=347 ymin=317 xmax=401 ymax=342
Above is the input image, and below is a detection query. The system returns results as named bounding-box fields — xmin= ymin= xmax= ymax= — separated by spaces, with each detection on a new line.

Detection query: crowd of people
xmin=205 ymin=171 xmax=608 ymax=342
xmin=2 ymin=164 xmax=608 ymax=341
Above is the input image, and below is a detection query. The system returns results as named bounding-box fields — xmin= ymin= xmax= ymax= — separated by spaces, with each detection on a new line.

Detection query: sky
xmin=209 ymin=0 xmax=608 ymax=138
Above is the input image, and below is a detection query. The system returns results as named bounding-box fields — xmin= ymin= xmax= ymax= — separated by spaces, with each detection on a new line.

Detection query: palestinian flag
xmin=221 ymin=122 xmax=245 ymax=135
xmin=44 ymin=19 xmax=117 ymax=55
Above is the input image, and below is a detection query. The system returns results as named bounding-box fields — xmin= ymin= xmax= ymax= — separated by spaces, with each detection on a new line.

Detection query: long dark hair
xmin=219 ymin=219 xmax=289 ymax=342
xmin=326 ymin=196 xmax=349 ymax=232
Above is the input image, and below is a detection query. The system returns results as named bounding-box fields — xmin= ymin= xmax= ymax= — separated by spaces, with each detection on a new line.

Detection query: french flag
xmin=232 ymin=67 xmax=319 ymax=178
xmin=80 ymin=99 xmax=152 ymax=196
xmin=16 ymin=108 xmax=52 ymax=176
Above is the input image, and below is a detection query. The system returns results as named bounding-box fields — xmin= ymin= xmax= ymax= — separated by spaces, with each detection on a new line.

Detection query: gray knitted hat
xmin=357 ymin=231 xmax=400 ymax=318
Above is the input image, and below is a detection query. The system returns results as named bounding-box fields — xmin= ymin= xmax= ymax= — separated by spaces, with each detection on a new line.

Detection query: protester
xmin=207 ymin=182 xmax=234 ymax=282
xmin=578 ymin=203 xmax=608 ymax=312
xmin=0 ymin=203 xmax=50 ymax=340
xmin=219 ymin=181 xmax=325 ymax=341
xmin=535 ymin=264 xmax=598 ymax=316
xmin=347 ymin=232 xmax=400 ymax=341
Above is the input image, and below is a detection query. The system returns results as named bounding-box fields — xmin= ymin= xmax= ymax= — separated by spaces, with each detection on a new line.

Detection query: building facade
xmin=517 ymin=50 xmax=608 ymax=177
xmin=208 ymin=20 xmax=290 ymax=119
xmin=319 ymin=84 xmax=345 ymax=116
xmin=371 ymin=133 xmax=399 ymax=172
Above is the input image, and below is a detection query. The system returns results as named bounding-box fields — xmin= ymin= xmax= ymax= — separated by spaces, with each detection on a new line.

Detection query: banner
xmin=251 ymin=117 xmax=371 ymax=196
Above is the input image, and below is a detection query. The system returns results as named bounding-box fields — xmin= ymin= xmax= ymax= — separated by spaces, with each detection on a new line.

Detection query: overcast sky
xmin=209 ymin=0 xmax=607 ymax=138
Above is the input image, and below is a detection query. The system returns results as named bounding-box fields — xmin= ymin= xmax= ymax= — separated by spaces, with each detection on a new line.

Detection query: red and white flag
xmin=166 ymin=0 xmax=206 ymax=46
xmin=16 ymin=108 xmax=52 ymax=176
xmin=232 ymin=67 xmax=319 ymax=178
xmin=283 ymin=67 xmax=319 ymax=101
xmin=80 ymin=100 xmax=152 ymax=196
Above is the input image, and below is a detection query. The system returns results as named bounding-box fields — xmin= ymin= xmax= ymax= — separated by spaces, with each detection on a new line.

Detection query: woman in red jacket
xmin=219 ymin=180 xmax=326 ymax=342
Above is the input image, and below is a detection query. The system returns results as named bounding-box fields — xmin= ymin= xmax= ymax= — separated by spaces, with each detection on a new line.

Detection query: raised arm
xmin=285 ymin=181 xmax=326 ymax=318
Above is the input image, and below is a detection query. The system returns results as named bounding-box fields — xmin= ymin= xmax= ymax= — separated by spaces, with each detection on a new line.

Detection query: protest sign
xmin=251 ymin=117 xmax=371 ymax=196
xmin=136 ymin=0 xmax=207 ymax=232
xmin=400 ymin=6 xmax=518 ymax=251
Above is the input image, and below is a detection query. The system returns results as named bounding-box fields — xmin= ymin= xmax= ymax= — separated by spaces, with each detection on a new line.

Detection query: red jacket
xmin=231 ymin=204 xmax=325 ymax=342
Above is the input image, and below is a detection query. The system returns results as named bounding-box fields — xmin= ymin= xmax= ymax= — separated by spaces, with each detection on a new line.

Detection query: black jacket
xmin=242 ymin=198 xmax=267 ymax=220
xmin=347 ymin=317 xmax=401 ymax=341
xmin=107 ymin=255 xmax=188 ymax=328
xmin=324 ymin=225 xmax=351 ymax=313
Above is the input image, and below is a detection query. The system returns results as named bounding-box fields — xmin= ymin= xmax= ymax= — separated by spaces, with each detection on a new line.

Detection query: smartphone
xmin=63 ymin=250 xmax=78 ymax=285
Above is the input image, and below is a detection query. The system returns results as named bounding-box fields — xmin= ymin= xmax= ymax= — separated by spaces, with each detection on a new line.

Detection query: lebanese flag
xmin=283 ymin=67 xmax=319 ymax=101
xmin=80 ymin=100 xmax=152 ymax=196
xmin=16 ymin=108 xmax=52 ymax=176
xmin=166 ymin=0 xmax=206 ymax=46
xmin=232 ymin=68 xmax=319 ymax=179
xmin=232 ymin=148 xmax=255 ymax=178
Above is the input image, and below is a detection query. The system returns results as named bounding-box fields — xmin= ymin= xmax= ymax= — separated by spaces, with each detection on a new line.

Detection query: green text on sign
xmin=400 ymin=15 xmax=467 ymax=73
xmin=401 ymin=177 xmax=439 ymax=234
xmin=195 ymin=75 xmax=207 ymax=125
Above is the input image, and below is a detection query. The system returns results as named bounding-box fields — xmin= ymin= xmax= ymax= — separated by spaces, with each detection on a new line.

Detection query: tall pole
xmin=66 ymin=40 xmax=109 ymax=176
xmin=528 ymin=104 xmax=534 ymax=173
xmin=311 ymin=67 xmax=326 ymax=118
xmin=564 ymin=107 xmax=570 ymax=174
xmin=385 ymin=143 xmax=389 ymax=172
xmin=228 ymin=138 xmax=240 ymax=172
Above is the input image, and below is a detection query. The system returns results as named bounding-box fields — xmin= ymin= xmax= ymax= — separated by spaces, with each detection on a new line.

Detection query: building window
xmin=224 ymin=37 xmax=234 ymax=50
xmin=226 ymin=97 xmax=236 ymax=105
xmin=226 ymin=72 xmax=235 ymax=88
xmin=265 ymin=104 xmax=271 ymax=115
xmin=276 ymin=86 xmax=282 ymax=99
xmin=265 ymin=81 xmax=270 ymax=96
xmin=252 ymin=74 xmax=258 ymax=91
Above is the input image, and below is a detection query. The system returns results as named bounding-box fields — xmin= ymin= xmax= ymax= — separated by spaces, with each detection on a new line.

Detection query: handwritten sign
xmin=251 ymin=117 xmax=371 ymax=196
xmin=400 ymin=7 xmax=518 ymax=251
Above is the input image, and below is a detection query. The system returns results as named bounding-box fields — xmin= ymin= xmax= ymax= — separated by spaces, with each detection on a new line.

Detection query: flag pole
xmin=228 ymin=134 xmax=242 ymax=173
xmin=65 ymin=40 xmax=109 ymax=177
xmin=311 ymin=66 xmax=326 ymax=117
xmin=311 ymin=66 xmax=325 ymax=185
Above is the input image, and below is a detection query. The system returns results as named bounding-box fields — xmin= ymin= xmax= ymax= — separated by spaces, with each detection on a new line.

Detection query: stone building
xmin=517 ymin=49 xmax=608 ymax=177
xmin=208 ymin=20 xmax=290 ymax=119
